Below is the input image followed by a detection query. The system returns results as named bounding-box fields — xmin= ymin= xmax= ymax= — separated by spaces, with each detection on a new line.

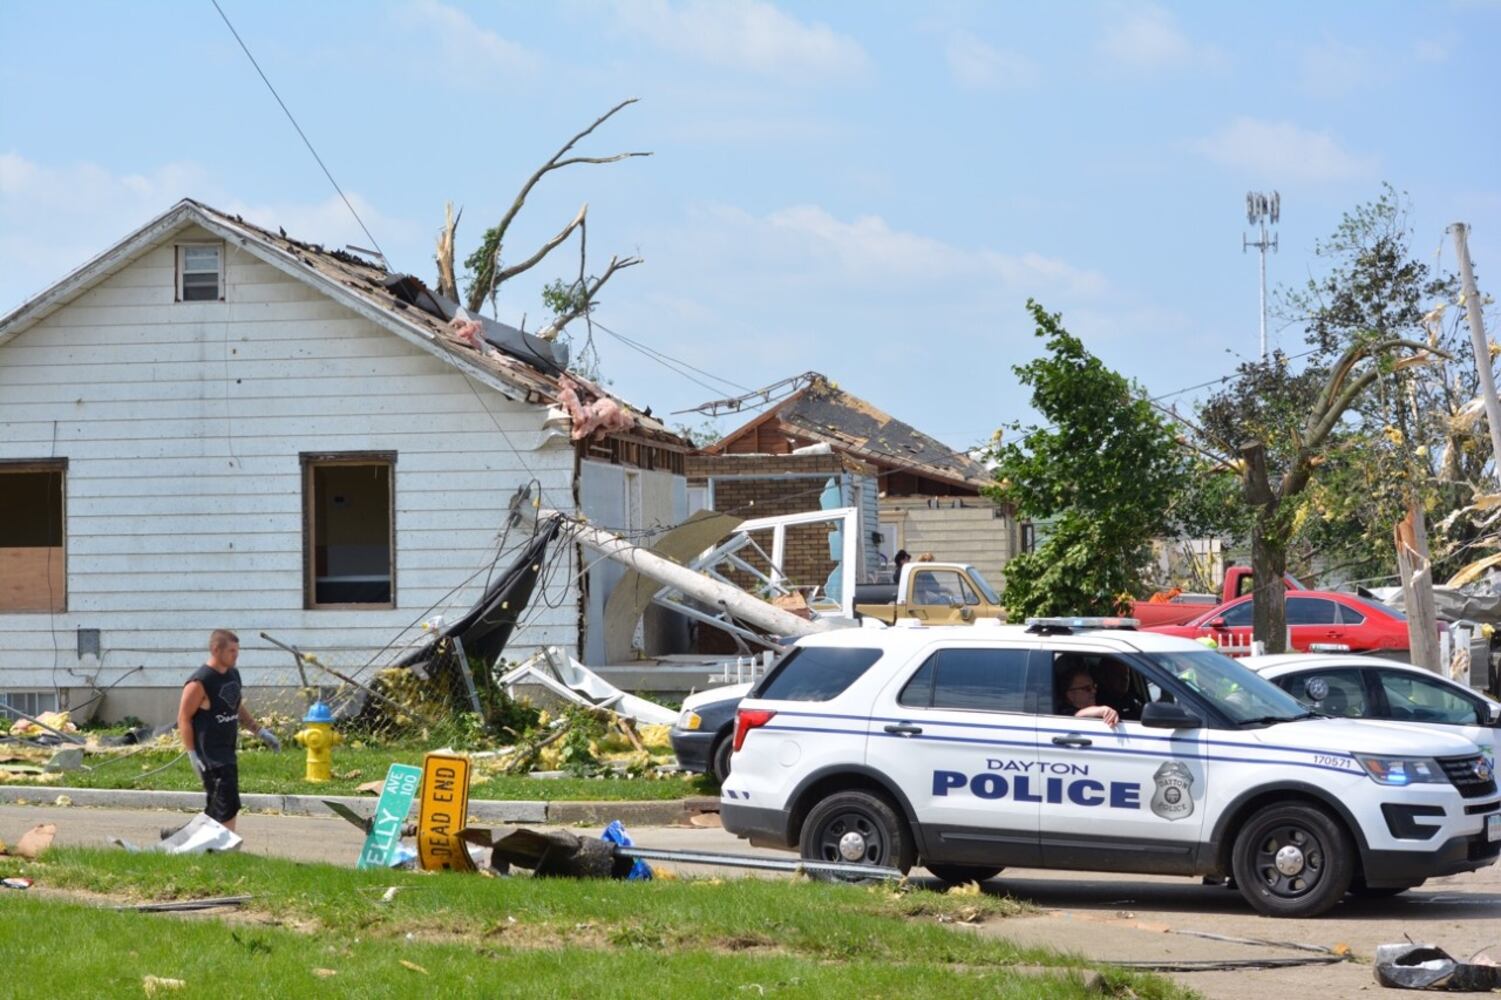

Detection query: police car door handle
xmin=1051 ymin=735 xmax=1092 ymax=747
xmin=884 ymin=723 xmax=923 ymax=736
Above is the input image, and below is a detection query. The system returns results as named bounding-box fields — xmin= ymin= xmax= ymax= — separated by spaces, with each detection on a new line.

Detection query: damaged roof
xmin=709 ymin=373 xmax=991 ymax=490
xmin=0 ymin=198 xmax=685 ymax=447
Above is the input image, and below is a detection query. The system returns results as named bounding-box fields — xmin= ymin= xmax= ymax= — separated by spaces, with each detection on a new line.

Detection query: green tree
xmin=989 ymin=301 xmax=1187 ymax=618
xmin=1197 ymin=186 xmax=1452 ymax=650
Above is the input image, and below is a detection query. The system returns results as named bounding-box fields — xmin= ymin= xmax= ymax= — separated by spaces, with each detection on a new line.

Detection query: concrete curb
xmin=0 ymin=786 xmax=719 ymax=827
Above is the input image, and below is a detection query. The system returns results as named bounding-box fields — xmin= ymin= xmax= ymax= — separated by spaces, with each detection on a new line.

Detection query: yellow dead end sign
xmin=417 ymin=752 xmax=475 ymax=872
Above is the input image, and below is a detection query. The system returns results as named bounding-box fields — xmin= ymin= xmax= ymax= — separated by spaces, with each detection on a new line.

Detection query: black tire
xmin=710 ymin=733 xmax=733 ymax=785
xmin=1231 ymin=802 xmax=1354 ymax=918
xmin=926 ymin=863 xmax=1003 ymax=886
xmin=799 ymin=790 xmax=915 ymax=875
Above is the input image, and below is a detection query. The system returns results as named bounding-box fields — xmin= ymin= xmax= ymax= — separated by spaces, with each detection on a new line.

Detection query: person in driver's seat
xmin=1061 ymin=668 xmax=1120 ymax=727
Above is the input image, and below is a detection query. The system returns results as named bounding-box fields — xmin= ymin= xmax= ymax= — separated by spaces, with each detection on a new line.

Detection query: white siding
xmin=577 ymin=460 xmax=688 ymax=664
xmin=0 ymin=227 xmax=578 ymax=693
xmin=880 ymin=499 xmax=1015 ymax=590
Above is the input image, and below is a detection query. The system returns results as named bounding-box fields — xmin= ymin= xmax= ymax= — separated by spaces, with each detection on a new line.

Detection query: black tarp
xmin=399 ymin=516 xmax=564 ymax=667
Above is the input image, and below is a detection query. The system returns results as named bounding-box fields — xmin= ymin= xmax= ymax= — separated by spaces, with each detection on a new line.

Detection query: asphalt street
xmin=4 ymin=801 xmax=1498 ymax=1000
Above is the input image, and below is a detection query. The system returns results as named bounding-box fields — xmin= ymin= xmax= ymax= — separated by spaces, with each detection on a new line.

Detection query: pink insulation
xmin=448 ymin=316 xmax=485 ymax=351
xmin=557 ymin=375 xmax=636 ymax=441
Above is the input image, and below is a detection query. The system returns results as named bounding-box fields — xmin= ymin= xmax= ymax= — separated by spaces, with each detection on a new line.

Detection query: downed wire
xmin=1168 ymin=928 xmax=1340 ymax=955
xmin=117 ymin=896 xmax=251 ymax=913
xmin=1105 ymin=956 xmax=1349 ymax=972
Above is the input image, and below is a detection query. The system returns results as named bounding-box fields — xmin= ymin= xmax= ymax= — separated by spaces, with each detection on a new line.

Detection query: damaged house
xmin=0 ymin=199 xmax=690 ymax=724
xmin=702 ymin=374 xmax=1021 ymax=586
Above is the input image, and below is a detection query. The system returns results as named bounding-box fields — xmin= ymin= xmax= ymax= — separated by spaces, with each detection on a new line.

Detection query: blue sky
xmin=3 ymin=1 xmax=1498 ymax=450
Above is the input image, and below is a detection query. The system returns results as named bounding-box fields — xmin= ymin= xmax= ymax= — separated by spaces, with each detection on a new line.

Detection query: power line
xmin=590 ymin=320 xmax=753 ymax=397
xmin=210 ymin=0 xmax=385 ymax=261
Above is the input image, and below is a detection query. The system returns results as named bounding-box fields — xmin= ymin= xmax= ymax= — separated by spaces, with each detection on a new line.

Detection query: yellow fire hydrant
xmin=293 ymin=702 xmax=342 ymax=782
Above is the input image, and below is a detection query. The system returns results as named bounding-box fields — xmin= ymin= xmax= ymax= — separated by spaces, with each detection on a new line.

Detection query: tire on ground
xmin=711 ymin=733 xmax=733 ymax=785
xmin=798 ymin=789 xmax=915 ymax=875
xmin=1231 ymin=801 xmax=1354 ymax=917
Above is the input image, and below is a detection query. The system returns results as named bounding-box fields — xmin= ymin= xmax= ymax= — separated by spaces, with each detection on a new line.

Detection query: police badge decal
xmin=1150 ymin=761 xmax=1195 ymax=820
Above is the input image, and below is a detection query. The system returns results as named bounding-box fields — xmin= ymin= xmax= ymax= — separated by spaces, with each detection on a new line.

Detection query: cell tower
xmin=1243 ymin=191 xmax=1280 ymax=360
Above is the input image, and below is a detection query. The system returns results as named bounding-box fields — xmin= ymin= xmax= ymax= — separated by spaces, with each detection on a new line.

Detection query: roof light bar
xmin=1024 ymin=616 xmax=1140 ymax=635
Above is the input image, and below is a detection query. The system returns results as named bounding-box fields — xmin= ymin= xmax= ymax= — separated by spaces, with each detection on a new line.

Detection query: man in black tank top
xmin=176 ymin=630 xmax=282 ymax=832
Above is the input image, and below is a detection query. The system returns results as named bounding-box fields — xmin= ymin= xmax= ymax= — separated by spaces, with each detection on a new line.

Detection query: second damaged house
xmin=0 ymin=199 xmax=691 ymax=724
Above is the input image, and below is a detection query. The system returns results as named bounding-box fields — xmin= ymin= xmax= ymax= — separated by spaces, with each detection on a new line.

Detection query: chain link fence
xmin=252 ymin=631 xmax=524 ymax=748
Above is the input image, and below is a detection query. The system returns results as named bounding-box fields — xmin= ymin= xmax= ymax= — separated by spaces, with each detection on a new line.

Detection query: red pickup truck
xmin=1128 ymin=565 xmax=1305 ymax=627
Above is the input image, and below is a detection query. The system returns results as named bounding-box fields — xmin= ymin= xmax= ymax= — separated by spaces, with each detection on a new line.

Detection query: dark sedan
xmin=669 ymin=682 xmax=751 ymax=783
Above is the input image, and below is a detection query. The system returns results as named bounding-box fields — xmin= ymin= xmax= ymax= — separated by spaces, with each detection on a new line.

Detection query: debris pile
xmin=1375 ymin=942 xmax=1501 ymax=991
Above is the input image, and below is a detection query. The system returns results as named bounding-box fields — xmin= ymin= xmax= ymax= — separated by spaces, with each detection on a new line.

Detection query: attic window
xmin=178 ymin=244 xmax=223 ymax=301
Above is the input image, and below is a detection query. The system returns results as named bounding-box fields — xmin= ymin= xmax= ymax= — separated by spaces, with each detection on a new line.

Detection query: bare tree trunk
xmin=1396 ymin=503 xmax=1443 ymax=672
xmin=436 ymin=202 xmax=461 ymax=301
xmin=1251 ymin=506 xmax=1289 ymax=654
xmin=1241 ymin=441 xmax=1287 ymax=653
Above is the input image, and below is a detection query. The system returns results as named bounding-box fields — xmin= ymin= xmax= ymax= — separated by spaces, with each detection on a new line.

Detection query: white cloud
xmin=1414 ymin=38 xmax=1450 ymax=62
xmin=619 ymin=0 xmax=870 ymax=82
xmin=395 ymin=0 xmax=542 ymax=81
xmin=946 ymin=32 xmax=1037 ymax=90
xmin=1188 ymin=118 xmax=1378 ymax=182
xmin=1096 ymin=3 xmax=1225 ymax=73
xmin=710 ymin=202 xmax=1107 ymax=297
xmin=1298 ymin=40 xmax=1375 ymax=100
xmin=0 ymin=153 xmax=413 ymax=310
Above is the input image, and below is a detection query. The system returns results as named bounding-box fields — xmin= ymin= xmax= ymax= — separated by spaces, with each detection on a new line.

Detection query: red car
xmin=1145 ymin=591 xmax=1418 ymax=655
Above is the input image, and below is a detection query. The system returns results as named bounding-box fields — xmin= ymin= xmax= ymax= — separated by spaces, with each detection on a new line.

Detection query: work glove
xmin=187 ymin=750 xmax=206 ymax=775
xmin=257 ymin=728 xmax=282 ymax=752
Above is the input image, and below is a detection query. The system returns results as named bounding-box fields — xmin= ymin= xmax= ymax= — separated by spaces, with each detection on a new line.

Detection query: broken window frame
xmin=0 ymin=459 xmax=67 ymax=614
xmin=301 ymin=452 xmax=396 ymax=610
xmin=176 ymin=242 xmax=224 ymax=302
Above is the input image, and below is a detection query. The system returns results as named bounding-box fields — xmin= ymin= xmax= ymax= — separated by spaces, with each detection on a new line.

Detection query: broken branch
xmin=495 ymin=204 xmax=588 ymax=285
xmin=464 ymin=98 xmax=651 ymax=312
xmin=435 ymin=202 xmax=462 ymax=301
xmin=537 ymin=255 xmax=642 ymax=341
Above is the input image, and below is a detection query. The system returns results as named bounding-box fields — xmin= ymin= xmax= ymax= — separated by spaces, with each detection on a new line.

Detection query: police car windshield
xmin=1141 ymin=650 xmax=1312 ymax=725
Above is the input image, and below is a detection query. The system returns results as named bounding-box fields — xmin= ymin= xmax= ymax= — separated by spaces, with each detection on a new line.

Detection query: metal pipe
xmin=557 ymin=516 xmax=828 ymax=639
xmin=617 ymin=846 xmax=903 ymax=880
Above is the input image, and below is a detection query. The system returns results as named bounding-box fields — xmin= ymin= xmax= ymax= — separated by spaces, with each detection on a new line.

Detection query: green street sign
xmin=357 ymin=763 xmax=422 ymax=870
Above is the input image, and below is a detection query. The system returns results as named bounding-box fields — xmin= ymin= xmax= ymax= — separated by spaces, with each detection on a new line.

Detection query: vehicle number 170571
xmin=1313 ymin=754 xmax=1353 ymax=769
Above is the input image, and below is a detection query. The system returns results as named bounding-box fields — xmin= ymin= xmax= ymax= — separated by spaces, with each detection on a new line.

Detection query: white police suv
xmin=721 ymin=619 xmax=1501 ymax=917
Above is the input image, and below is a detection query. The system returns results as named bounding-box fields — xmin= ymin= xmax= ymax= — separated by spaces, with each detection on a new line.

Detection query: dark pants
xmin=199 ymin=760 xmax=241 ymax=823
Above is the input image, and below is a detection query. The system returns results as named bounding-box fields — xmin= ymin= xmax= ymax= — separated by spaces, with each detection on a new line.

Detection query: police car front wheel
xmin=1230 ymin=802 xmax=1354 ymax=918
xmin=799 ymin=790 xmax=915 ymax=875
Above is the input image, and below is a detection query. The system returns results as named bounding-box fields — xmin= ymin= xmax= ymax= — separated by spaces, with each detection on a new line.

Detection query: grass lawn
xmin=2 ymin=745 xmax=716 ymax=801
xmin=0 ymin=848 xmax=1195 ymax=999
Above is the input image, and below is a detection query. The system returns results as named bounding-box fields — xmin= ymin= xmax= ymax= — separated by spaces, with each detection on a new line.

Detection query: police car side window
xmin=898 ymin=648 xmax=1028 ymax=712
xmin=756 ymin=647 xmax=884 ymax=702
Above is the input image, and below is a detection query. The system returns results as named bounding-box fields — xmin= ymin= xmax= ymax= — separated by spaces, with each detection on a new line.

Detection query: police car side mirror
xmin=1487 ymin=702 xmax=1501 ymax=727
xmin=1141 ymin=701 xmax=1202 ymax=729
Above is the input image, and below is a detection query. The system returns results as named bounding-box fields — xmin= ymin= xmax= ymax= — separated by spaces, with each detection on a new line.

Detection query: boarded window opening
xmin=303 ymin=456 xmax=394 ymax=608
xmin=0 ymin=464 xmax=65 ymax=613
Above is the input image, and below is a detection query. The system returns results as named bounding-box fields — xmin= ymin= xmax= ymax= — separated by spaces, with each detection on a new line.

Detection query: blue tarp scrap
xmin=600 ymin=821 xmax=653 ymax=880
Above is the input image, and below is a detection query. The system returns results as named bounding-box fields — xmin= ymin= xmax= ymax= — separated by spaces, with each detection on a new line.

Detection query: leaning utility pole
xmin=1453 ymin=223 xmax=1501 ymax=483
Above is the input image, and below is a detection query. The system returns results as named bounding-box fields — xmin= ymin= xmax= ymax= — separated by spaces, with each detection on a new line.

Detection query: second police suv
xmin=720 ymin=617 xmax=1500 ymax=917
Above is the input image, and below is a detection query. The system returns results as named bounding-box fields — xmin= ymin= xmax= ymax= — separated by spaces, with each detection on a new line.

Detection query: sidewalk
xmin=0 ymin=785 xmax=719 ymax=826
